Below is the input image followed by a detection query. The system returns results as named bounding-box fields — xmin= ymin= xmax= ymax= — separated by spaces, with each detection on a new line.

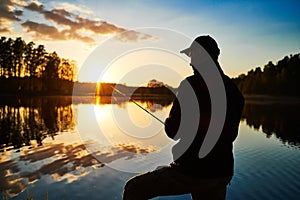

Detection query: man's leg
xmin=191 ymin=177 xmax=231 ymax=200
xmin=123 ymin=166 xmax=191 ymax=200
xmin=123 ymin=165 xmax=232 ymax=200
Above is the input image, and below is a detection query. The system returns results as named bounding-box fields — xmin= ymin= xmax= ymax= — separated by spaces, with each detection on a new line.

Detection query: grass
xmin=1 ymin=189 xmax=58 ymax=200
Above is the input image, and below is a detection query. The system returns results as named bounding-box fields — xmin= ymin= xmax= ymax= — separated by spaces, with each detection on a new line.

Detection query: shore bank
xmin=244 ymin=95 xmax=300 ymax=104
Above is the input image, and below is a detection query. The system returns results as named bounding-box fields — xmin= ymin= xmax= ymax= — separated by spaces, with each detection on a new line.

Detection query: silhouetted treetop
xmin=233 ymin=53 xmax=300 ymax=96
xmin=0 ymin=36 xmax=77 ymax=95
xmin=0 ymin=36 xmax=77 ymax=81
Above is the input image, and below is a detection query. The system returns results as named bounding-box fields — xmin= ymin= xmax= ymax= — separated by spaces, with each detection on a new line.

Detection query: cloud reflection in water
xmin=0 ymin=141 xmax=156 ymax=197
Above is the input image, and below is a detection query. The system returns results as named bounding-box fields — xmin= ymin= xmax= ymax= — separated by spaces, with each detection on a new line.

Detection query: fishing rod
xmin=111 ymin=86 xmax=165 ymax=125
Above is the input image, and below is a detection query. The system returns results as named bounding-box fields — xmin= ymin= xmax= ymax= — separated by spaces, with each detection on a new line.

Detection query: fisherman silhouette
xmin=123 ymin=35 xmax=244 ymax=200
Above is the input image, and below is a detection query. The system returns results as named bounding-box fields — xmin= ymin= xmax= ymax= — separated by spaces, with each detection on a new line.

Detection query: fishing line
xmin=111 ymin=86 xmax=165 ymax=125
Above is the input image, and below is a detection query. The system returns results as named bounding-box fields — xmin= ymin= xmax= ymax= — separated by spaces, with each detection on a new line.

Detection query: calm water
xmin=0 ymin=96 xmax=300 ymax=200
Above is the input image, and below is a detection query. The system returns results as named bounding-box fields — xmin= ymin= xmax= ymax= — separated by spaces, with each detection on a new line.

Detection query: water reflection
xmin=96 ymin=95 xmax=173 ymax=112
xmin=0 ymin=138 xmax=156 ymax=197
xmin=1 ymin=96 xmax=300 ymax=198
xmin=242 ymin=103 xmax=300 ymax=147
xmin=0 ymin=97 xmax=75 ymax=150
xmin=0 ymin=96 xmax=174 ymax=151
xmin=1 ymin=96 xmax=300 ymax=152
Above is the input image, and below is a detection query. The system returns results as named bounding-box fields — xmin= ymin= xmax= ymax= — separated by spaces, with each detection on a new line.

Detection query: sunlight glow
xmin=94 ymin=103 xmax=110 ymax=121
xmin=99 ymin=48 xmax=191 ymax=87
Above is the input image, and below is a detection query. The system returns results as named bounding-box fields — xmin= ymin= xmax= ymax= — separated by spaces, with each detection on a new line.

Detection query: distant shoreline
xmin=244 ymin=95 xmax=300 ymax=104
xmin=1 ymin=93 xmax=300 ymax=104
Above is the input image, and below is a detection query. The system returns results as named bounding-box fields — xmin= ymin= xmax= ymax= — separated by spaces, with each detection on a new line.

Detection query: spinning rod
xmin=111 ymin=86 xmax=165 ymax=125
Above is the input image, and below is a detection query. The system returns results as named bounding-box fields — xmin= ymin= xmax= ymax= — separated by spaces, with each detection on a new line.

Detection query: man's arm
xmin=165 ymin=96 xmax=181 ymax=139
xmin=164 ymin=80 xmax=188 ymax=139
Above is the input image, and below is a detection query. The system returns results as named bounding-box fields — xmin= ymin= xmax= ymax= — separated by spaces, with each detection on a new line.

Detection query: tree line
xmin=233 ymin=53 xmax=300 ymax=96
xmin=2 ymin=36 xmax=299 ymax=97
xmin=0 ymin=37 xmax=77 ymax=95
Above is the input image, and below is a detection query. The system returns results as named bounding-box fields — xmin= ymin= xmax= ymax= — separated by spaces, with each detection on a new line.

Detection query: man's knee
xmin=123 ymin=168 xmax=169 ymax=200
xmin=123 ymin=176 xmax=145 ymax=200
xmin=123 ymin=178 xmax=135 ymax=199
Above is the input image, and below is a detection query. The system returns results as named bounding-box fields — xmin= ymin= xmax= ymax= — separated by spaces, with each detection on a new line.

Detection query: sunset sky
xmin=1 ymin=0 xmax=299 ymax=86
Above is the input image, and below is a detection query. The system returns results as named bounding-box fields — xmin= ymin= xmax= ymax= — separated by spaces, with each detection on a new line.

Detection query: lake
xmin=0 ymin=96 xmax=300 ymax=200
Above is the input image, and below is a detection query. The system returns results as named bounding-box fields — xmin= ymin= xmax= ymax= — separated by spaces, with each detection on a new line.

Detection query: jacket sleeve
xmin=164 ymin=83 xmax=182 ymax=139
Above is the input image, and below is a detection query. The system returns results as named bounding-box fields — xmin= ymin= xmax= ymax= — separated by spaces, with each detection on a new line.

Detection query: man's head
xmin=180 ymin=35 xmax=220 ymax=62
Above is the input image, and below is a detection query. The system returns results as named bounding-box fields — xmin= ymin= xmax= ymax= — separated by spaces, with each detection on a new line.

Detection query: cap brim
xmin=180 ymin=47 xmax=191 ymax=56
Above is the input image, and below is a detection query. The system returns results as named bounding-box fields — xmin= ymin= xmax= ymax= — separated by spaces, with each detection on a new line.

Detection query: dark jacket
xmin=165 ymin=72 xmax=244 ymax=179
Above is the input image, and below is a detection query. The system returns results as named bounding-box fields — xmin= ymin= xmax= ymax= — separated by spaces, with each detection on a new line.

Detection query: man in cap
xmin=123 ymin=35 xmax=244 ymax=200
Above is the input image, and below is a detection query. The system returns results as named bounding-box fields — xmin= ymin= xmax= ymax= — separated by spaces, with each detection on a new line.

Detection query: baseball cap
xmin=180 ymin=35 xmax=220 ymax=60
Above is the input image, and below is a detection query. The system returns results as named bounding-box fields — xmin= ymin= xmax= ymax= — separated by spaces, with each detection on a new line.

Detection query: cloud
xmin=0 ymin=0 xmax=24 ymax=34
xmin=54 ymin=2 xmax=93 ymax=15
xmin=1 ymin=1 xmax=155 ymax=43
xmin=0 ymin=0 xmax=22 ymax=22
xmin=52 ymin=8 xmax=72 ymax=18
xmin=21 ymin=20 xmax=95 ymax=43
xmin=24 ymin=1 xmax=43 ymax=12
xmin=22 ymin=20 xmax=63 ymax=39
xmin=22 ymin=20 xmax=55 ymax=32
xmin=78 ymin=18 xmax=126 ymax=34
xmin=0 ymin=27 xmax=10 ymax=33
xmin=19 ymin=1 xmax=155 ymax=43
xmin=115 ymin=30 xmax=156 ymax=42
xmin=13 ymin=9 xmax=23 ymax=16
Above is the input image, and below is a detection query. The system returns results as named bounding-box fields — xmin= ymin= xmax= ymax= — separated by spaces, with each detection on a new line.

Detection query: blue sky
xmin=1 ymin=0 xmax=299 ymax=84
